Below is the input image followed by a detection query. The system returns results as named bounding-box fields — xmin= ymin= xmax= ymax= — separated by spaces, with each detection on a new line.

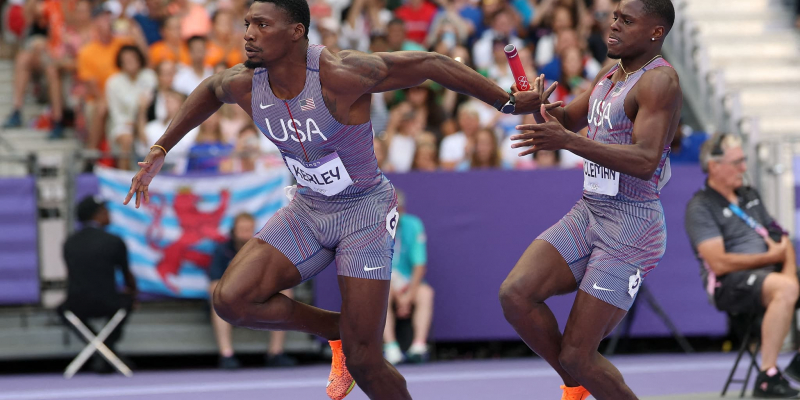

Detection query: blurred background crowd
xmin=0 ymin=0 xmax=704 ymax=176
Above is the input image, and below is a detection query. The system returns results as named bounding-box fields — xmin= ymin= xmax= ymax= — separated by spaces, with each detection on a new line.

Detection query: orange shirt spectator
xmin=150 ymin=42 xmax=190 ymax=66
xmin=205 ymin=42 xmax=245 ymax=68
xmin=77 ymin=36 xmax=133 ymax=99
xmin=168 ymin=0 xmax=211 ymax=40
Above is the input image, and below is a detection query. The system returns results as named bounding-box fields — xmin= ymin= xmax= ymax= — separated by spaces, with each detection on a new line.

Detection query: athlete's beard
xmin=607 ymin=50 xmax=622 ymax=60
xmin=244 ymin=59 xmax=265 ymax=69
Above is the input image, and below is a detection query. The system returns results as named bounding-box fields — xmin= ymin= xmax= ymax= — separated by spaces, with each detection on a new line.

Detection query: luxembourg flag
xmin=95 ymin=166 xmax=290 ymax=298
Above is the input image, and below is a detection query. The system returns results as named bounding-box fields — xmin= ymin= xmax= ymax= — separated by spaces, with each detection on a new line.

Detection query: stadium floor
xmin=1 ymin=352 xmax=792 ymax=400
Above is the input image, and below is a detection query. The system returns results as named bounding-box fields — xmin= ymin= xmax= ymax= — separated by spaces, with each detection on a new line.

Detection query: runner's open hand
xmin=123 ymin=148 xmax=166 ymax=209
xmin=510 ymin=105 xmax=574 ymax=156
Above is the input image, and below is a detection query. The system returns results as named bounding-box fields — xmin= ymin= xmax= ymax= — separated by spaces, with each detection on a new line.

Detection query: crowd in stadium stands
xmin=0 ymin=0 xmax=636 ymax=173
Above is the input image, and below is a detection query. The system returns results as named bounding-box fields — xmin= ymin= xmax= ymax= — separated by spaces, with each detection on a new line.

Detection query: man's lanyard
xmin=727 ymin=203 xmax=769 ymax=238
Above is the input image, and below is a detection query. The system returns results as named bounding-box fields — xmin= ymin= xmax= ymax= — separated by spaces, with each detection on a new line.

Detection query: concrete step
xmin=697 ymin=20 xmax=800 ymax=36
xmin=723 ymin=65 xmax=800 ymax=85
xmin=739 ymin=89 xmax=800 ymax=110
xmin=707 ymin=42 xmax=800 ymax=61
xmin=0 ymin=306 xmax=319 ymax=359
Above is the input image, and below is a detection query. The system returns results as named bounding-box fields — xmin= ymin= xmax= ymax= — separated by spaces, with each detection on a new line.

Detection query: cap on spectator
xmin=92 ymin=2 xmax=114 ymax=18
xmin=76 ymin=195 xmax=107 ymax=222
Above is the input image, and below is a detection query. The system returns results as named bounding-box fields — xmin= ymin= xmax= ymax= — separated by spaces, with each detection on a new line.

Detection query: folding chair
xmin=62 ymin=309 xmax=133 ymax=379
xmin=721 ymin=313 xmax=761 ymax=398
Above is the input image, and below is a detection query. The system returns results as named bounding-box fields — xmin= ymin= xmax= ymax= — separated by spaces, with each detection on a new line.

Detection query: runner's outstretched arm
xmin=325 ymin=50 xmax=559 ymax=115
xmin=125 ymin=65 xmax=249 ymax=208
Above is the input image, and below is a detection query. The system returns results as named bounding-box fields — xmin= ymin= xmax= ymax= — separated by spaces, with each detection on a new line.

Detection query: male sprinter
xmin=499 ymin=1 xmax=681 ymax=399
xmin=124 ymin=0 xmax=547 ymax=399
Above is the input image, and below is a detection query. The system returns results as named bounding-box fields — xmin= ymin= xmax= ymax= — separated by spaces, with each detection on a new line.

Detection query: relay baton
xmin=504 ymin=44 xmax=530 ymax=92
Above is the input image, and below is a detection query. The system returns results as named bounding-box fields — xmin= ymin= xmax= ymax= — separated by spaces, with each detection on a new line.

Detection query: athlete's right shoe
xmin=326 ymin=340 xmax=356 ymax=400
xmin=560 ymin=385 xmax=590 ymax=400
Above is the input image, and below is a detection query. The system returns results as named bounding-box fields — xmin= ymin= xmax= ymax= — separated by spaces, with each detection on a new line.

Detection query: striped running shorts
xmin=256 ymin=180 xmax=398 ymax=281
xmin=537 ymin=197 xmax=667 ymax=310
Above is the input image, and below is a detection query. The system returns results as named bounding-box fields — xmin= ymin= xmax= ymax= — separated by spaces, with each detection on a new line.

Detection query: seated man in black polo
xmin=59 ymin=196 xmax=137 ymax=373
xmin=685 ymin=133 xmax=800 ymax=398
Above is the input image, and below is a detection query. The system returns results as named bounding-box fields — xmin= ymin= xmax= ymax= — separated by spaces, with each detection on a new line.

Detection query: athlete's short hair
xmin=639 ymin=0 xmax=675 ymax=32
xmin=254 ymin=0 xmax=310 ymax=39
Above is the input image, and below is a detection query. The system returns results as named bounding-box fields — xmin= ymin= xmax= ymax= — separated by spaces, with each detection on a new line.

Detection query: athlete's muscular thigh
xmin=215 ymin=238 xmax=301 ymax=304
xmin=503 ymin=240 xmax=578 ymax=302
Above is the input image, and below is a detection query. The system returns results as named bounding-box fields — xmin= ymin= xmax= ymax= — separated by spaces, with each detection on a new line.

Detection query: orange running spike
xmin=560 ymin=385 xmax=591 ymax=400
xmin=326 ymin=340 xmax=356 ymax=400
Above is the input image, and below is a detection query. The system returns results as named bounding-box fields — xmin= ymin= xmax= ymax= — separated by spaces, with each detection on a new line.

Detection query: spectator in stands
xmin=386 ymin=18 xmax=425 ymax=52
xmin=187 ymin=111 xmax=233 ymax=173
xmin=439 ymin=103 xmax=480 ymax=170
xmin=219 ymin=102 xmax=251 ymax=145
xmin=411 ymin=135 xmax=439 ymax=172
xmin=132 ymin=0 xmax=168 ymax=46
xmin=685 ymin=133 xmax=800 ymax=398
xmin=341 ymin=0 xmax=392 ymax=53
xmin=424 ymin=3 xmax=471 ymax=50
xmin=59 ymin=195 xmax=137 ymax=373
xmin=472 ymin=9 xmax=524 ymax=71
xmin=459 ymin=128 xmax=502 ymax=170
xmin=143 ymin=60 xmax=176 ymax=124
xmin=373 ymin=136 xmax=392 ymax=173
xmin=383 ymin=190 xmax=434 ymax=365
xmin=208 ymin=213 xmax=297 ymax=369
xmin=57 ymin=0 xmax=93 ymax=136
xmin=148 ymin=16 xmax=188 ymax=67
xmin=207 ymin=9 xmax=245 ymax=68
xmin=77 ymin=4 xmax=135 ymax=150
xmin=3 ymin=0 xmax=65 ymax=138
xmin=317 ymin=17 xmax=342 ymax=53
xmin=534 ymin=4 xmax=575 ymax=67
xmin=105 ymin=45 xmax=156 ymax=170
xmin=385 ymin=102 xmax=422 ymax=173
xmin=405 ymin=84 xmax=447 ymax=139
xmin=230 ymin=125 xmax=262 ymax=173
xmin=173 ymin=36 xmax=213 ymax=96
xmin=169 ymin=0 xmax=211 ymax=40
xmin=532 ymin=149 xmax=559 ymax=168
xmin=393 ymin=0 xmax=438 ymax=45
xmin=139 ymin=89 xmax=198 ymax=174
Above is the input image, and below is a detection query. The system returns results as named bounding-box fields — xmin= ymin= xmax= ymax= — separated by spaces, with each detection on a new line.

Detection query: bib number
xmin=285 ymin=152 xmax=353 ymax=196
xmin=583 ymin=160 xmax=620 ymax=196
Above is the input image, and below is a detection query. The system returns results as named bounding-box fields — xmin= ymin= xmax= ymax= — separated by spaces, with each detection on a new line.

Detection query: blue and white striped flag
xmin=95 ymin=166 xmax=290 ymax=298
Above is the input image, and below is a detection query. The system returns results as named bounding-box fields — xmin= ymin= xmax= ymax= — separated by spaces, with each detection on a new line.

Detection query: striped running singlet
xmin=250 ymin=44 xmax=383 ymax=200
xmin=584 ymin=57 xmax=673 ymax=203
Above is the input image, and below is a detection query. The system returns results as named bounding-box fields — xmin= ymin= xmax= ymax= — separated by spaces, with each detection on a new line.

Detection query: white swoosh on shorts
xmin=592 ymin=282 xmax=615 ymax=292
xmin=364 ymin=266 xmax=385 ymax=272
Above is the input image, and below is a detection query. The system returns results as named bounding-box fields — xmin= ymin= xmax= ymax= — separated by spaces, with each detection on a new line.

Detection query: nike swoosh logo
xmin=326 ymin=379 xmax=332 ymax=388
xmin=260 ymin=103 xmax=273 ymax=109
xmin=364 ymin=266 xmax=385 ymax=272
xmin=593 ymin=283 xmax=614 ymax=292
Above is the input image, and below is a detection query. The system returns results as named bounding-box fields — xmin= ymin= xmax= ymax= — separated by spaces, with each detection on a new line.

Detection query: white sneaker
xmin=406 ymin=343 xmax=429 ymax=364
xmin=384 ymin=342 xmax=404 ymax=365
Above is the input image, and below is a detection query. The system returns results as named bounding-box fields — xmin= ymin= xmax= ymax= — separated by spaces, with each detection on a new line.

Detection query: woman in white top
xmin=105 ymin=45 xmax=157 ymax=170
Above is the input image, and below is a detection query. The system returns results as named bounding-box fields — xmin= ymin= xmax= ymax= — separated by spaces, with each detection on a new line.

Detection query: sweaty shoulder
xmin=212 ymin=64 xmax=254 ymax=104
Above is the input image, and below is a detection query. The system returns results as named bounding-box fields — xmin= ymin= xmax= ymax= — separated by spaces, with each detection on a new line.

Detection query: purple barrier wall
xmin=315 ymin=166 xmax=728 ymax=340
xmin=0 ymin=177 xmax=40 ymax=305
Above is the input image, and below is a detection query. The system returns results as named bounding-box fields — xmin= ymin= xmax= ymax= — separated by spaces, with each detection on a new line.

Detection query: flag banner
xmin=95 ymin=166 xmax=290 ymax=298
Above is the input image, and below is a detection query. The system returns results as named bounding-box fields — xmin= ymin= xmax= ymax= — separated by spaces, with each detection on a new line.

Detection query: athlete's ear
xmin=292 ymin=23 xmax=305 ymax=41
xmin=651 ymin=26 xmax=665 ymax=41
